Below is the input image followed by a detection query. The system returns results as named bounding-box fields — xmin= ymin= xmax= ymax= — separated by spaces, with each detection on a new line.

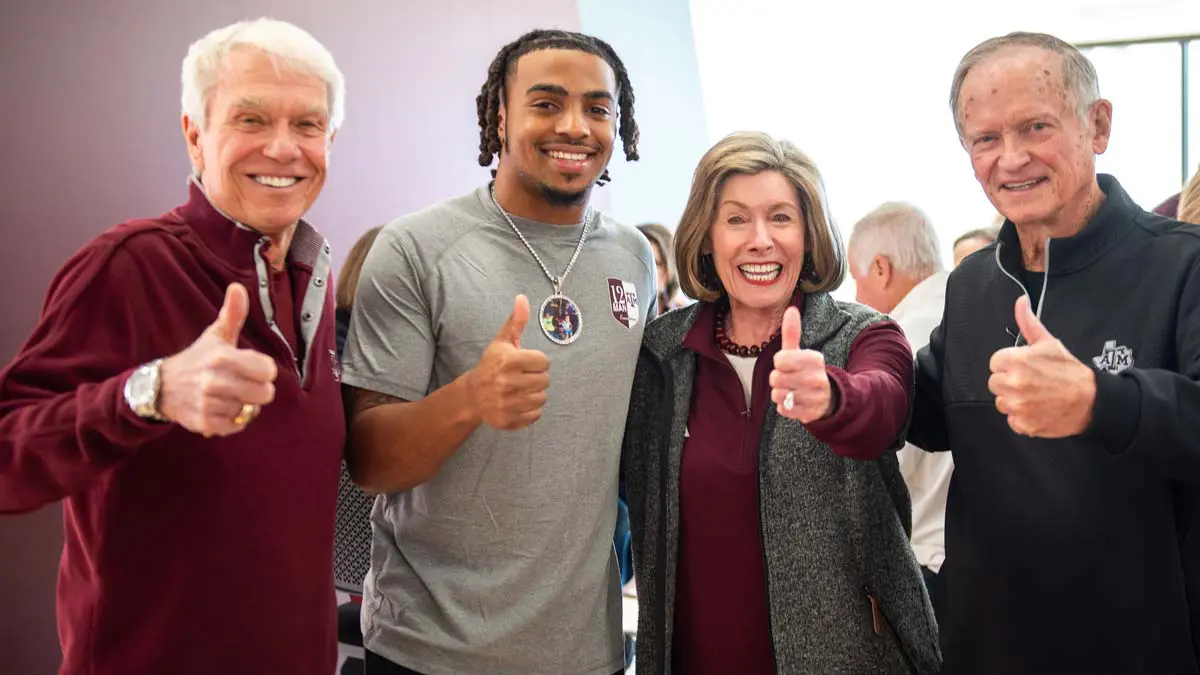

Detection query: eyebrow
xmin=721 ymin=200 xmax=799 ymax=211
xmin=232 ymin=98 xmax=328 ymax=118
xmin=526 ymin=83 xmax=614 ymax=102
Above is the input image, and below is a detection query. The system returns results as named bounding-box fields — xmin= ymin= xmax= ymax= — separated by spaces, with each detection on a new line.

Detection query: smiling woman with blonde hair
xmin=622 ymin=131 xmax=939 ymax=674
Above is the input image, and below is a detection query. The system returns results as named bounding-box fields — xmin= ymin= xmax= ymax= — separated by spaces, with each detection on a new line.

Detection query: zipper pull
xmin=864 ymin=586 xmax=883 ymax=636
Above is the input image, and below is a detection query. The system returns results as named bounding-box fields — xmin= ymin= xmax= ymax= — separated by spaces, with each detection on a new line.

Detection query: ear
xmin=873 ymin=255 xmax=893 ymax=284
xmin=182 ymin=114 xmax=204 ymax=174
xmin=1090 ymin=99 xmax=1113 ymax=155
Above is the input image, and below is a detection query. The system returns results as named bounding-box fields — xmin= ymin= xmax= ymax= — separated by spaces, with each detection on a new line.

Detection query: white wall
xmin=577 ymin=0 xmax=712 ymax=231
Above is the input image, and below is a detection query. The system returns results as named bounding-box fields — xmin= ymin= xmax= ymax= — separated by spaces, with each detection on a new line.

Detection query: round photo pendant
xmin=538 ymin=294 xmax=582 ymax=345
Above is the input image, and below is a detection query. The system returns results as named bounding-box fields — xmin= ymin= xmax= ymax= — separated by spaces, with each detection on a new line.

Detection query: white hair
xmin=950 ymin=32 xmax=1100 ymax=139
xmin=181 ymin=18 xmax=345 ymax=133
xmin=848 ymin=201 xmax=943 ymax=280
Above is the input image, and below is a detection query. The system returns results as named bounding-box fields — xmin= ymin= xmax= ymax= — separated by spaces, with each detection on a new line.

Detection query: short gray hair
xmin=950 ymin=32 xmax=1100 ymax=138
xmin=181 ymin=18 xmax=345 ymax=133
xmin=848 ymin=201 xmax=943 ymax=280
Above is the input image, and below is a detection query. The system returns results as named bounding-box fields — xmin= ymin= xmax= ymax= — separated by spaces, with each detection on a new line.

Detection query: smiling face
xmin=957 ymin=46 xmax=1111 ymax=232
xmin=495 ymin=48 xmax=617 ymax=207
xmin=708 ymin=170 xmax=807 ymax=318
xmin=183 ymin=47 xmax=333 ymax=235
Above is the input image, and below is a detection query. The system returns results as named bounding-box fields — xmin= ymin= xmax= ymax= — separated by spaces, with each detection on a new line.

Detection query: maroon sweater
xmin=0 ymin=182 xmax=345 ymax=675
xmin=672 ymin=300 xmax=912 ymax=674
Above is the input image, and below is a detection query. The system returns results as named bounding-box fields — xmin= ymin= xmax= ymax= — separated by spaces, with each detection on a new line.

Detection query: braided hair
xmin=476 ymin=29 xmax=640 ymax=186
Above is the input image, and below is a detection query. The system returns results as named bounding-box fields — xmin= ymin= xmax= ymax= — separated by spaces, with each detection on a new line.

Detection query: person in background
xmin=336 ymin=226 xmax=383 ymax=358
xmin=1153 ymin=192 xmax=1181 ymax=218
xmin=623 ymin=131 xmax=939 ymax=675
xmin=0 ymin=18 xmax=347 ymax=675
xmin=638 ymin=221 xmax=684 ymax=311
xmin=847 ymin=201 xmax=954 ymax=623
xmin=951 ymin=225 xmax=999 ymax=266
xmin=1176 ymin=165 xmax=1200 ymax=225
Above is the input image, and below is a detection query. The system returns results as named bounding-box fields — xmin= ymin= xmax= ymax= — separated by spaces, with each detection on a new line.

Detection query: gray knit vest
xmin=622 ymin=291 xmax=941 ymax=675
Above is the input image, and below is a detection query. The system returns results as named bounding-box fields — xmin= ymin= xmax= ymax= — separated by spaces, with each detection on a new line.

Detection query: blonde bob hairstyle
xmin=675 ymin=131 xmax=846 ymax=303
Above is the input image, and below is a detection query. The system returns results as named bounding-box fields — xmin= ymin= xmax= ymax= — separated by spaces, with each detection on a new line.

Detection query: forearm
xmin=806 ymin=321 xmax=914 ymax=460
xmin=808 ymin=367 xmax=910 ymax=460
xmin=1085 ymin=367 xmax=1200 ymax=481
xmin=346 ymin=374 xmax=482 ymax=493
xmin=0 ymin=370 xmax=169 ymax=513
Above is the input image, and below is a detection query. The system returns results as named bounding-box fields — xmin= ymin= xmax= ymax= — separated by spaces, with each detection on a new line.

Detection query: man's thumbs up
xmin=988 ymin=294 xmax=1097 ymax=438
xmin=207 ymin=283 xmax=250 ymax=345
xmin=495 ymin=295 xmax=531 ymax=347
xmin=1014 ymin=295 xmax=1052 ymax=345
xmin=156 ymin=281 xmax=277 ymax=437
xmin=471 ymin=294 xmax=550 ymax=431
xmin=781 ymin=306 xmax=802 ymax=352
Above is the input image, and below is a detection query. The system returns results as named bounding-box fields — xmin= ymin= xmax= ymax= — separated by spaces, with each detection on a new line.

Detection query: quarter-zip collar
xmin=994 ymin=173 xmax=1136 ymax=279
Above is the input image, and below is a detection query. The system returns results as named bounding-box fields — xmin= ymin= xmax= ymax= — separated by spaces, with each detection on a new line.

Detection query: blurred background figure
xmin=638 ymin=222 xmax=684 ymax=312
xmin=335 ymin=226 xmax=383 ymax=358
xmin=951 ymin=223 xmax=1000 ymax=266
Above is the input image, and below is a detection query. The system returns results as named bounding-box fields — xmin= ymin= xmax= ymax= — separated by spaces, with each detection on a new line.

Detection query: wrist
xmin=456 ymin=370 xmax=484 ymax=429
xmin=820 ymin=379 xmax=840 ymax=421
xmin=123 ymin=358 xmax=171 ymax=423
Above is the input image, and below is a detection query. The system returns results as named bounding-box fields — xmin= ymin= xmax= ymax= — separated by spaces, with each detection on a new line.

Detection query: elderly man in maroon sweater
xmin=0 ymin=19 xmax=346 ymax=675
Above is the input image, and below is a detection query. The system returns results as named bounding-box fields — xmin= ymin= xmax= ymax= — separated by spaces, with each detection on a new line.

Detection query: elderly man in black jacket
xmin=911 ymin=31 xmax=1200 ymax=675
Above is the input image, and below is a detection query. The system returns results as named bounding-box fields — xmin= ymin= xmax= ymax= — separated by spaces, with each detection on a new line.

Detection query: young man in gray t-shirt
xmin=340 ymin=29 xmax=656 ymax=675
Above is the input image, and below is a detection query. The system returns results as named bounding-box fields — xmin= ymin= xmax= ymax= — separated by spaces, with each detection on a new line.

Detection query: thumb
xmin=1014 ymin=295 xmax=1051 ymax=345
xmin=496 ymin=294 xmax=530 ymax=347
xmin=781 ymin=306 xmax=802 ymax=351
xmin=207 ymin=282 xmax=250 ymax=345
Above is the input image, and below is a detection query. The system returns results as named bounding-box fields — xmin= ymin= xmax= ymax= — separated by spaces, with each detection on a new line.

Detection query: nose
xmin=555 ymin=104 xmax=590 ymax=141
xmin=997 ymin=134 xmax=1031 ymax=173
xmin=748 ymin=218 xmax=774 ymax=252
xmin=262 ymin=122 xmax=301 ymax=163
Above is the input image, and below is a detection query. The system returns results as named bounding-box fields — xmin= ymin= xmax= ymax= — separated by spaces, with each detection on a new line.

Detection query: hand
xmin=769 ymin=306 xmax=834 ymax=423
xmin=157 ymin=283 xmax=279 ymax=437
xmin=467 ymin=295 xmax=551 ymax=431
xmin=988 ymin=295 xmax=1096 ymax=437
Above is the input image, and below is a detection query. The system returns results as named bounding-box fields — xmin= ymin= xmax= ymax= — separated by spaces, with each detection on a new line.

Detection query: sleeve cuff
xmin=112 ymin=368 xmax=176 ymax=439
xmin=1082 ymin=369 xmax=1140 ymax=455
xmin=803 ymin=366 xmax=850 ymax=440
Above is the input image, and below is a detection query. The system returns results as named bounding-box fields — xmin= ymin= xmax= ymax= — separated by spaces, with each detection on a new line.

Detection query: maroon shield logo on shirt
xmin=607 ymin=278 xmax=640 ymax=329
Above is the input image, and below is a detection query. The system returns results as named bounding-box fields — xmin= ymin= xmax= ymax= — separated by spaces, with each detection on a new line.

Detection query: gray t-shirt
xmin=340 ymin=185 xmax=656 ymax=675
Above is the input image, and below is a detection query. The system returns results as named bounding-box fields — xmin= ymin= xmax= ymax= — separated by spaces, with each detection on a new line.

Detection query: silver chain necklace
xmin=489 ymin=185 xmax=594 ymax=345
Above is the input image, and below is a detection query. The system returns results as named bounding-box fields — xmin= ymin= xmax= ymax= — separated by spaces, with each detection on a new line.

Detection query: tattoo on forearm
xmin=354 ymin=389 xmax=405 ymax=415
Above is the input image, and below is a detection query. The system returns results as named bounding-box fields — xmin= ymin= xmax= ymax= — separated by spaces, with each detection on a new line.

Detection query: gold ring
xmin=233 ymin=403 xmax=259 ymax=427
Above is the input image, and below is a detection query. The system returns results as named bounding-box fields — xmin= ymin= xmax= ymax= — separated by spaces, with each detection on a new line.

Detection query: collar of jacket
xmin=995 ymin=173 xmax=1137 ymax=278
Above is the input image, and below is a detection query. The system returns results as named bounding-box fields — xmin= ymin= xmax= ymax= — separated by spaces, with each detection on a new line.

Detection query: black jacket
xmin=911 ymin=174 xmax=1200 ymax=675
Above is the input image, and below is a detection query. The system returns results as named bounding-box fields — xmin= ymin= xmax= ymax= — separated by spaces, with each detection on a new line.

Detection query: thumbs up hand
xmin=157 ymin=283 xmax=279 ymax=437
xmin=988 ymin=295 xmax=1096 ymax=437
xmin=467 ymin=295 xmax=552 ymax=431
xmin=769 ymin=306 xmax=835 ymax=423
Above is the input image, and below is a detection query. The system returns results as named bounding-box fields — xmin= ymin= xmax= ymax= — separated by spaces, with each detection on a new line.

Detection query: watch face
xmin=127 ymin=364 xmax=158 ymax=410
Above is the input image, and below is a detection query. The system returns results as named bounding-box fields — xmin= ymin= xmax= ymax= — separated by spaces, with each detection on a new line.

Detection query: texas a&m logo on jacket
xmin=607 ymin=278 xmax=640 ymax=329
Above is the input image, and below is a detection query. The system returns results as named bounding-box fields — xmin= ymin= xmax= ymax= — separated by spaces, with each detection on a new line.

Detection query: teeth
xmin=739 ymin=263 xmax=782 ymax=281
xmin=1004 ymin=179 xmax=1040 ymax=190
xmin=254 ymin=176 xmax=298 ymax=188
xmin=547 ymin=150 xmax=588 ymax=161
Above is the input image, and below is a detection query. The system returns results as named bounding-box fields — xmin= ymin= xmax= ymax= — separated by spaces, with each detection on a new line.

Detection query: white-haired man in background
xmin=848 ymin=201 xmax=953 ymax=621
xmin=0 ymin=19 xmax=346 ymax=675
